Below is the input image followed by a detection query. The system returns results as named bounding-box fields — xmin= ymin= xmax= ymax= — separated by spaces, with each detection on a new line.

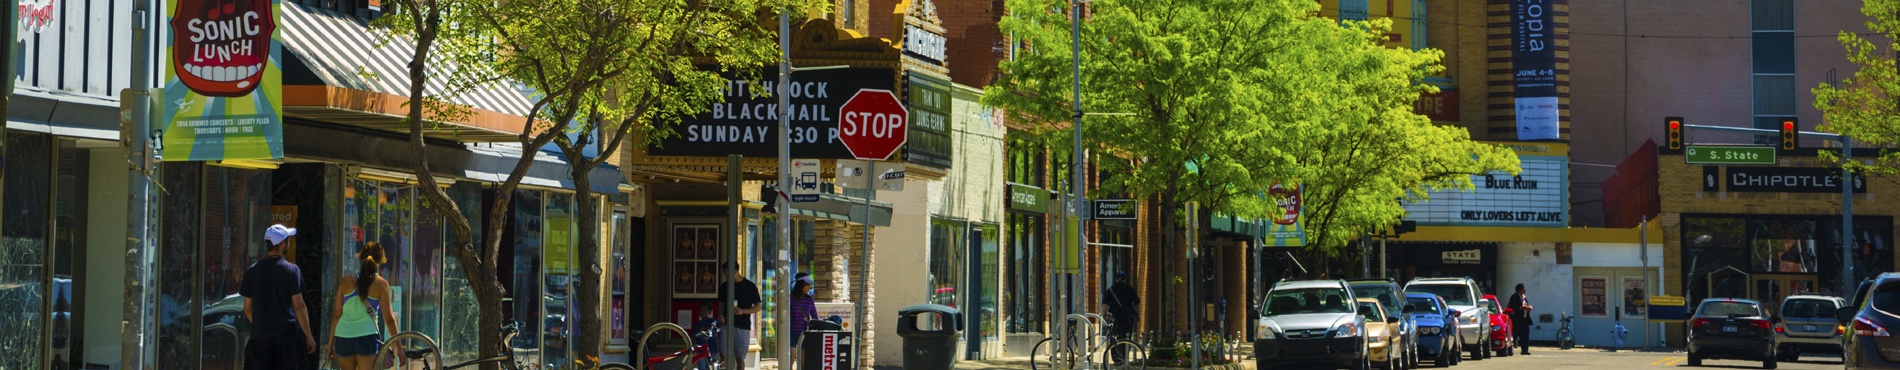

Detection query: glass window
xmin=1 ymin=132 xmax=50 ymax=369
xmin=440 ymin=183 xmax=483 ymax=364
xmin=200 ymin=166 xmax=271 ymax=370
xmin=411 ymin=191 xmax=448 ymax=347
xmin=1695 ymin=301 xmax=1764 ymax=317
xmin=1751 ymin=35 xmax=1795 ymax=75
xmin=508 ymin=190 xmax=544 ymax=366
xmin=544 ymin=192 xmax=575 ymax=370
xmin=979 ymin=223 xmax=1001 ymax=341
xmin=929 ymin=218 xmax=967 ymax=308
xmin=1751 ymin=0 xmax=1793 ymax=31
xmin=1263 ymin=288 xmax=1354 ymax=315
xmin=1406 ymin=284 xmax=1473 ymax=307
xmin=610 ymin=210 xmax=630 ymax=345
xmin=156 ymin=162 xmax=203 ymax=370
xmin=48 ymin=141 xmax=86 ymax=370
xmin=1006 ymin=213 xmax=1045 ymax=333
xmin=1007 ymin=139 xmax=1045 ymax=186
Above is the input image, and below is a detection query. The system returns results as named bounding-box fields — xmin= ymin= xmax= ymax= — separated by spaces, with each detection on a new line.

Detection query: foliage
xmin=1813 ymin=0 xmax=1900 ymax=178
xmin=983 ymin=0 xmax=1516 ymax=256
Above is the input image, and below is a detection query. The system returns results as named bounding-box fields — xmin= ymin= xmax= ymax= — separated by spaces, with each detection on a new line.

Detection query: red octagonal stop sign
xmin=837 ymin=89 xmax=908 ymax=160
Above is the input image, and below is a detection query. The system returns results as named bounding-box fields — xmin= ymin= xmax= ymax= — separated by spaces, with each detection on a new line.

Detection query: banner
xmin=1265 ymin=183 xmax=1306 ymax=247
xmin=1511 ymin=0 xmax=1558 ymax=140
xmin=163 ymin=0 xmax=286 ymax=161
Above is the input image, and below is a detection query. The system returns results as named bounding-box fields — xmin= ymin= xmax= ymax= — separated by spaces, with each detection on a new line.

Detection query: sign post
xmin=839 ymin=88 xmax=905 ymax=370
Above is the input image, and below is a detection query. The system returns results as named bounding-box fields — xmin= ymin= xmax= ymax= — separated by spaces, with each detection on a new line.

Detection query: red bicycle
xmin=635 ymin=322 xmax=724 ymax=370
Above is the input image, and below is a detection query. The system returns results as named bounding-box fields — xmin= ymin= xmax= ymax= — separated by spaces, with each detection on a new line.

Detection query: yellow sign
xmin=1648 ymin=295 xmax=1686 ymax=307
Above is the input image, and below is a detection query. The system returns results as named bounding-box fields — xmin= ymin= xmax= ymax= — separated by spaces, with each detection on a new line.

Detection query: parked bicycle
xmin=1032 ymin=313 xmax=1145 ymax=370
xmin=1555 ymin=311 xmax=1576 ymax=349
xmin=374 ymin=321 xmax=524 ymax=370
xmin=634 ymin=321 xmax=724 ymax=370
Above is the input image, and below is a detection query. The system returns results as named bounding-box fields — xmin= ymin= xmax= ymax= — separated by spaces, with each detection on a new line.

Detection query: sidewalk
xmin=950 ymin=342 xmax=1256 ymax=370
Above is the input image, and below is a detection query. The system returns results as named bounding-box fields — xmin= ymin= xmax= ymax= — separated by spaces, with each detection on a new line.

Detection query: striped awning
xmin=278 ymin=1 xmax=532 ymax=141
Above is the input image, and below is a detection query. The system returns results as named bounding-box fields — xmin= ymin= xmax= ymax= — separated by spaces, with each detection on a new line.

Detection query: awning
xmin=6 ymin=89 xmax=120 ymax=141
xmin=286 ymin=120 xmax=622 ymax=193
xmin=278 ymin=2 xmax=531 ymax=141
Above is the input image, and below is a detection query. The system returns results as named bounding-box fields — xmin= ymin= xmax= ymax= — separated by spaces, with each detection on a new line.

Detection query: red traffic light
xmin=1779 ymin=118 xmax=1798 ymax=151
xmin=1665 ymin=117 xmax=1684 ymax=150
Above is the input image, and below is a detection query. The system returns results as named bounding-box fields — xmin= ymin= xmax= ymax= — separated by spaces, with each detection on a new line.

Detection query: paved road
xmin=1425 ymin=348 xmax=1844 ymax=370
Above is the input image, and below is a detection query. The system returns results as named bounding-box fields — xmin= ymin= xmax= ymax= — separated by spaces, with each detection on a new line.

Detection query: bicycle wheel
xmin=1032 ymin=337 xmax=1077 ymax=370
xmin=1098 ymin=340 xmax=1146 ymax=370
xmin=599 ymin=363 xmax=638 ymax=370
xmin=373 ymin=331 xmax=441 ymax=370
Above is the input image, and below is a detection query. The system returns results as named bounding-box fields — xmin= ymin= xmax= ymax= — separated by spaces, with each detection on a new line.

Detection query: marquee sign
xmin=1402 ymin=141 xmax=1568 ymax=227
xmin=650 ymin=66 xmax=895 ymax=158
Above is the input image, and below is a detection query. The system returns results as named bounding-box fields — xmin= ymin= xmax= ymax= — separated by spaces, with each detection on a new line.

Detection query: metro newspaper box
xmin=801 ymin=320 xmax=855 ymax=370
xmin=1646 ymin=295 xmax=1688 ymax=323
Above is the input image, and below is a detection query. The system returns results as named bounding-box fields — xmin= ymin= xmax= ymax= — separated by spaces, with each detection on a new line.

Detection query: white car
xmin=1405 ymin=277 xmax=1491 ymax=361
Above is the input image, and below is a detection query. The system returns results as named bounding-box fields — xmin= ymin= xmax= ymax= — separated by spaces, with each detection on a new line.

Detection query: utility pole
xmin=121 ymin=1 xmax=161 ymax=369
xmin=776 ymin=9 xmax=794 ymax=370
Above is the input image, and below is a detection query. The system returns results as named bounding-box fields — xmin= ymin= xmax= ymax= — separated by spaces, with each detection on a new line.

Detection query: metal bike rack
xmin=634 ymin=322 xmax=693 ymax=370
xmin=204 ymin=323 xmax=244 ymax=367
xmin=375 ymin=331 xmax=444 ymax=370
xmin=1066 ymin=313 xmax=1100 ymax=369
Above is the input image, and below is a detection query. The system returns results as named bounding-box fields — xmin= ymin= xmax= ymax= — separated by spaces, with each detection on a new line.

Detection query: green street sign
xmin=1685 ymin=145 xmax=1777 ymax=165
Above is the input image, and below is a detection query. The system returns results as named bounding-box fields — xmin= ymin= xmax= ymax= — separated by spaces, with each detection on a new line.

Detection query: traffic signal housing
xmin=1779 ymin=118 xmax=1798 ymax=151
xmin=1666 ymin=117 xmax=1683 ymax=150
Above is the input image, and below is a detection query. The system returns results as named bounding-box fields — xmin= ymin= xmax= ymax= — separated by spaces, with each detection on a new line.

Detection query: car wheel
xmin=1470 ymin=340 xmax=1483 ymax=360
xmin=1783 ymin=350 xmax=1798 ymax=362
xmin=1449 ymin=344 xmax=1461 ymax=366
xmin=1763 ymin=356 xmax=1776 ymax=369
xmin=1687 ymin=350 xmax=1702 ymax=366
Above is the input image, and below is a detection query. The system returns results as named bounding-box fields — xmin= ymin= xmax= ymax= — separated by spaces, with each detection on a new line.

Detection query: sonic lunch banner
xmin=162 ymin=0 xmax=285 ymax=161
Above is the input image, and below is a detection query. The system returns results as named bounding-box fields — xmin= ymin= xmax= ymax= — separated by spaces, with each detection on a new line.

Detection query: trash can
xmin=801 ymin=319 xmax=854 ymax=370
xmin=896 ymin=304 xmax=962 ymax=370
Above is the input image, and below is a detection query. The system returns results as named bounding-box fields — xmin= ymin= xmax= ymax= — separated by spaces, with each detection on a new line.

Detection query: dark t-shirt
xmin=717 ymin=277 xmax=763 ymax=330
xmin=241 ymin=256 xmax=304 ymax=340
xmin=1105 ymin=282 xmax=1140 ymax=319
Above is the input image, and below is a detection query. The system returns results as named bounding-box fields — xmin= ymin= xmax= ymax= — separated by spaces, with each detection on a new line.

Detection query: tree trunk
xmin=1158 ymin=189 xmax=1178 ymax=336
xmin=571 ymin=161 xmax=606 ymax=362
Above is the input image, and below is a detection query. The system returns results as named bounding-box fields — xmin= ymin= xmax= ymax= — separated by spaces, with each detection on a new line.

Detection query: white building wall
xmin=871 ymin=178 xmax=936 ymax=367
xmin=1498 ymin=241 xmax=1664 ymax=348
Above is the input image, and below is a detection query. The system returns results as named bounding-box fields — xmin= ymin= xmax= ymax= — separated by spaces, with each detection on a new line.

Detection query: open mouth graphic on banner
xmin=162 ymin=0 xmax=285 ymax=161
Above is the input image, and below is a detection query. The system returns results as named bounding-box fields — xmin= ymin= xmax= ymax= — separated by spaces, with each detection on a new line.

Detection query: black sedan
xmin=1686 ymin=298 xmax=1778 ymax=369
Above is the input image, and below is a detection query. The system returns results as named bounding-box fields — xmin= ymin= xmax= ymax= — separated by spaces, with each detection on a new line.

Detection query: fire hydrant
xmin=1610 ymin=321 xmax=1630 ymax=351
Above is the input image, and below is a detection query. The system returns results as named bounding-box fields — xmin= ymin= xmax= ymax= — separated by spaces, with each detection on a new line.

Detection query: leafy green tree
xmin=377 ymin=0 xmax=794 ymax=364
xmin=1813 ymin=0 xmax=1900 ymax=177
xmin=984 ymin=0 xmax=1515 ymax=329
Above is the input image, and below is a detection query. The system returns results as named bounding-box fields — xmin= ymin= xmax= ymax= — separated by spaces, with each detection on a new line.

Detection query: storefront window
xmin=978 ymin=223 xmax=1000 ymax=341
xmin=411 ymin=191 xmax=447 ymax=347
xmin=1 ymin=132 xmax=51 ymax=369
xmin=508 ymin=190 xmax=545 ymax=367
xmin=1007 ymin=139 xmax=1045 ymax=186
xmin=1005 ymin=213 xmax=1045 ymax=333
xmin=1682 ymin=215 xmax=1894 ymax=301
xmin=440 ymin=183 xmax=484 ymax=364
xmin=544 ymin=192 xmax=576 ymax=369
xmin=929 ymin=218 xmax=966 ymax=308
xmin=156 ymin=162 xmax=204 ymax=370
xmin=200 ymin=166 xmax=272 ymax=370
xmin=610 ymin=210 xmax=630 ymax=346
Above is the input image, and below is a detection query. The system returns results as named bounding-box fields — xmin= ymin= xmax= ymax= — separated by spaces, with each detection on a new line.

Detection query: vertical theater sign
xmin=163 ymin=0 xmax=285 ymax=160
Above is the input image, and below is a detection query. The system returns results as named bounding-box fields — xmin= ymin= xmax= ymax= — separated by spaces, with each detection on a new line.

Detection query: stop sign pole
xmin=840 ymin=88 xmax=904 ymax=355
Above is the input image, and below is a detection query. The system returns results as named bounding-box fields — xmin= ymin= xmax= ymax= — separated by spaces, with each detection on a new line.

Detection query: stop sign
xmin=837 ymin=89 xmax=908 ymax=160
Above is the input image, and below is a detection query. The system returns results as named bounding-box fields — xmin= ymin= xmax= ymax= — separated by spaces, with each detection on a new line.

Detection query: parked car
xmin=1405 ymin=293 xmax=1460 ymax=367
xmin=1836 ymin=272 xmax=1900 ymax=370
xmin=1351 ymin=278 xmax=1419 ymax=369
xmin=1256 ymin=279 xmax=1370 ymax=370
xmin=1406 ymin=277 xmax=1490 ymax=361
xmin=1686 ymin=298 xmax=1777 ymax=368
xmin=1357 ymin=298 xmax=1405 ymax=370
xmin=1481 ymin=294 xmax=1514 ymax=357
xmin=1773 ymin=294 xmax=1845 ymax=362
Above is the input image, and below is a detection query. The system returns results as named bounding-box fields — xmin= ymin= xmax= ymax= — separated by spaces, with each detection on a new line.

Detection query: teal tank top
xmin=334 ymin=291 xmax=383 ymax=338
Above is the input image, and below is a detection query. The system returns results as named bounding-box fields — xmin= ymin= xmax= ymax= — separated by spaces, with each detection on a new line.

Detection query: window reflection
xmin=543 ymin=192 xmax=574 ymax=369
xmin=508 ymin=191 xmax=544 ymax=367
xmin=201 ymin=166 xmax=271 ymax=370
xmin=1 ymin=132 xmax=50 ymax=369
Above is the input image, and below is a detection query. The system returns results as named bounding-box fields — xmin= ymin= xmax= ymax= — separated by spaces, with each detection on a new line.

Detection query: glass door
xmin=1751 ymin=274 xmax=1818 ymax=316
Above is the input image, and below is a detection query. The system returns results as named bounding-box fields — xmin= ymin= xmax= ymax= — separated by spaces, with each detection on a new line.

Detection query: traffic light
xmin=1666 ymin=117 xmax=1683 ymax=150
xmin=1779 ymin=118 xmax=1798 ymax=151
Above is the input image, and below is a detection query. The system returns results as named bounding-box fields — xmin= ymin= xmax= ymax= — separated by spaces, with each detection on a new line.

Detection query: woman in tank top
xmin=326 ymin=242 xmax=399 ymax=370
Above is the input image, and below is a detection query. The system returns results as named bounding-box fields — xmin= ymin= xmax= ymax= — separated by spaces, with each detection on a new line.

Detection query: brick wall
xmin=940 ymin=0 xmax=1007 ymax=87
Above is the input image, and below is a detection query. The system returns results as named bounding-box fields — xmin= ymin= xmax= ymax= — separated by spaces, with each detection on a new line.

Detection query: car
xmin=1405 ymin=293 xmax=1460 ymax=367
xmin=1351 ymin=278 xmax=1419 ymax=369
xmin=1773 ymin=294 xmax=1846 ymax=362
xmin=1357 ymin=298 xmax=1405 ymax=370
xmin=1835 ymin=272 xmax=1900 ymax=370
xmin=1256 ymin=279 xmax=1370 ymax=370
xmin=1406 ymin=277 xmax=1490 ymax=361
xmin=1482 ymin=294 xmax=1515 ymax=357
xmin=1686 ymin=298 xmax=1777 ymax=368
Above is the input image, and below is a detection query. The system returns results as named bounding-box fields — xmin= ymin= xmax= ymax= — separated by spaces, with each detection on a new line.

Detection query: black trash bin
xmin=801 ymin=319 xmax=855 ymax=370
xmin=896 ymin=304 xmax=962 ymax=370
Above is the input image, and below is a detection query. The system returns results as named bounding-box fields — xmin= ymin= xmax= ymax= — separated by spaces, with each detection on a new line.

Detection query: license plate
xmin=1722 ymin=326 xmax=1737 ymax=333
xmin=1803 ymin=325 xmax=1816 ymax=332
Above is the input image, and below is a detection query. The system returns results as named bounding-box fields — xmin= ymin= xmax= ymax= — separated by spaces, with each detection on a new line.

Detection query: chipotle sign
xmin=170 ymin=0 xmax=276 ymax=97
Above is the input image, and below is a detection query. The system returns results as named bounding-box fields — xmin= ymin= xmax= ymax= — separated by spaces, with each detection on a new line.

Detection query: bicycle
xmin=374 ymin=321 xmax=524 ymax=370
xmin=1555 ymin=312 xmax=1575 ymax=350
xmin=634 ymin=321 xmax=724 ymax=370
xmin=1032 ymin=314 xmax=1145 ymax=370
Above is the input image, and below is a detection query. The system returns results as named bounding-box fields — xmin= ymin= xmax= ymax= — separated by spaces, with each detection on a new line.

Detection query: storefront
xmin=1003 ymin=182 xmax=1051 ymax=354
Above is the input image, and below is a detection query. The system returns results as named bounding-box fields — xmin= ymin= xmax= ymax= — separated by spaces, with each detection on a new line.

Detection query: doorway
xmin=1750 ymin=274 xmax=1818 ymax=316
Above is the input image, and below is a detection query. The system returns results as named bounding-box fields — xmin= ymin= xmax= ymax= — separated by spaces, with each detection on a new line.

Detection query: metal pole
xmin=1067 ymin=0 xmax=1087 ymax=344
xmin=1187 ymin=202 xmax=1200 ymax=369
xmin=121 ymin=1 xmax=161 ymax=368
xmin=1379 ymin=231 xmax=1387 ymax=278
xmin=776 ymin=9 xmax=796 ymax=370
xmin=727 ymin=155 xmax=745 ymax=368
xmin=1842 ymin=136 xmax=1855 ymax=297
xmin=857 ymin=161 xmax=874 ymax=370
xmin=1640 ymin=216 xmax=1649 ymax=350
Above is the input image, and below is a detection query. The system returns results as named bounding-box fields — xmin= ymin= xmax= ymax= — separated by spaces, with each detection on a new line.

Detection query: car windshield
xmin=1264 ymin=288 xmax=1356 ymax=315
xmin=1485 ymin=299 xmax=1503 ymax=314
xmin=1696 ymin=301 xmax=1763 ymax=317
xmin=1407 ymin=284 xmax=1474 ymax=306
xmin=1780 ymin=298 xmax=1838 ymax=318
xmin=1406 ymin=297 xmax=1440 ymax=314
xmin=1357 ymin=301 xmax=1386 ymax=321
xmin=1352 ymin=284 xmax=1402 ymax=316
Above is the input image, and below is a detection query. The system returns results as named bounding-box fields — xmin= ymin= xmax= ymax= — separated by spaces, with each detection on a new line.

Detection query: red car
xmin=1482 ymin=294 xmax=1516 ymax=357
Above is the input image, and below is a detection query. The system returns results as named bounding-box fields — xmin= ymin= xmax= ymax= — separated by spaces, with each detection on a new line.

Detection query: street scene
xmin=4 ymin=0 xmax=1900 ymax=370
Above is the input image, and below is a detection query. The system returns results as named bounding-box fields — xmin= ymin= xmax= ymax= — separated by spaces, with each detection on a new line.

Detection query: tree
xmin=376 ymin=0 xmax=795 ymax=365
xmin=984 ymin=0 xmax=1514 ymax=330
xmin=1813 ymin=0 xmax=1900 ymax=178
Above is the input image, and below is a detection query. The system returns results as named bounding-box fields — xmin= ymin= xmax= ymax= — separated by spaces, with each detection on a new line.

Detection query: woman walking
xmin=327 ymin=242 xmax=400 ymax=370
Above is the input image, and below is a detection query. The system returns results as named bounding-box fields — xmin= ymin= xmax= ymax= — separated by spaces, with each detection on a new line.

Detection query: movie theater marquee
xmin=1402 ymin=142 xmax=1569 ymax=227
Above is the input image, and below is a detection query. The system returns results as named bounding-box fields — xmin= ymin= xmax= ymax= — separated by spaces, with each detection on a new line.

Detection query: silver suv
xmin=1406 ymin=277 xmax=1491 ymax=361
xmin=1775 ymin=294 xmax=1846 ymax=362
xmin=1255 ymin=279 xmax=1371 ymax=370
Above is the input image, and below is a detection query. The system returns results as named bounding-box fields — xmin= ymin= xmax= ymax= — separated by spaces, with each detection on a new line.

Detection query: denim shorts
xmin=334 ymin=335 xmax=384 ymax=357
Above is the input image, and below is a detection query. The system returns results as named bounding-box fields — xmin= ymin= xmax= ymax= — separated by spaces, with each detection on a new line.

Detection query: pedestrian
xmin=1103 ymin=271 xmax=1140 ymax=362
xmin=717 ymin=262 xmax=762 ymax=369
xmin=241 ymin=224 xmax=318 ymax=370
xmin=787 ymin=274 xmax=818 ymax=368
xmin=1507 ymin=283 xmax=1534 ymax=355
xmin=327 ymin=242 xmax=400 ymax=370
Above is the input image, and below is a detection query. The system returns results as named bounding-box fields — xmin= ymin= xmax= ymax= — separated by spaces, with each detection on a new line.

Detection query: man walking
xmin=241 ymin=224 xmax=317 ymax=370
xmin=1104 ymin=271 xmax=1139 ymax=362
xmin=1506 ymin=283 xmax=1534 ymax=355
xmin=717 ymin=262 xmax=762 ymax=369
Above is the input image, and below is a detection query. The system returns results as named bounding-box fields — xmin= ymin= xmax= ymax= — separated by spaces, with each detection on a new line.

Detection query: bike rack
xmin=376 ymin=331 xmax=445 ymax=370
xmin=1065 ymin=313 xmax=1100 ymax=369
xmin=204 ymin=322 xmax=244 ymax=367
xmin=634 ymin=322 xmax=693 ymax=370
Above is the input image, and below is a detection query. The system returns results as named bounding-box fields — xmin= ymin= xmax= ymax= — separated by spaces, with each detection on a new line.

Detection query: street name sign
xmin=1684 ymin=145 xmax=1776 ymax=165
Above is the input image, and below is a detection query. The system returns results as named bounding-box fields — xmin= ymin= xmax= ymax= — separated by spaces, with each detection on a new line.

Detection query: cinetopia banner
xmin=1512 ymin=0 xmax=1558 ymax=141
xmin=162 ymin=0 xmax=286 ymax=161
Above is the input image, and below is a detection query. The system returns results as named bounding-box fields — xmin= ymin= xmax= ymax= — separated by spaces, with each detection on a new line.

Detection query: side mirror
xmin=1836 ymin=307 xmax=1857 ymax=323
xmin=1403 ymin=304 xmax=1417 ymax=314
